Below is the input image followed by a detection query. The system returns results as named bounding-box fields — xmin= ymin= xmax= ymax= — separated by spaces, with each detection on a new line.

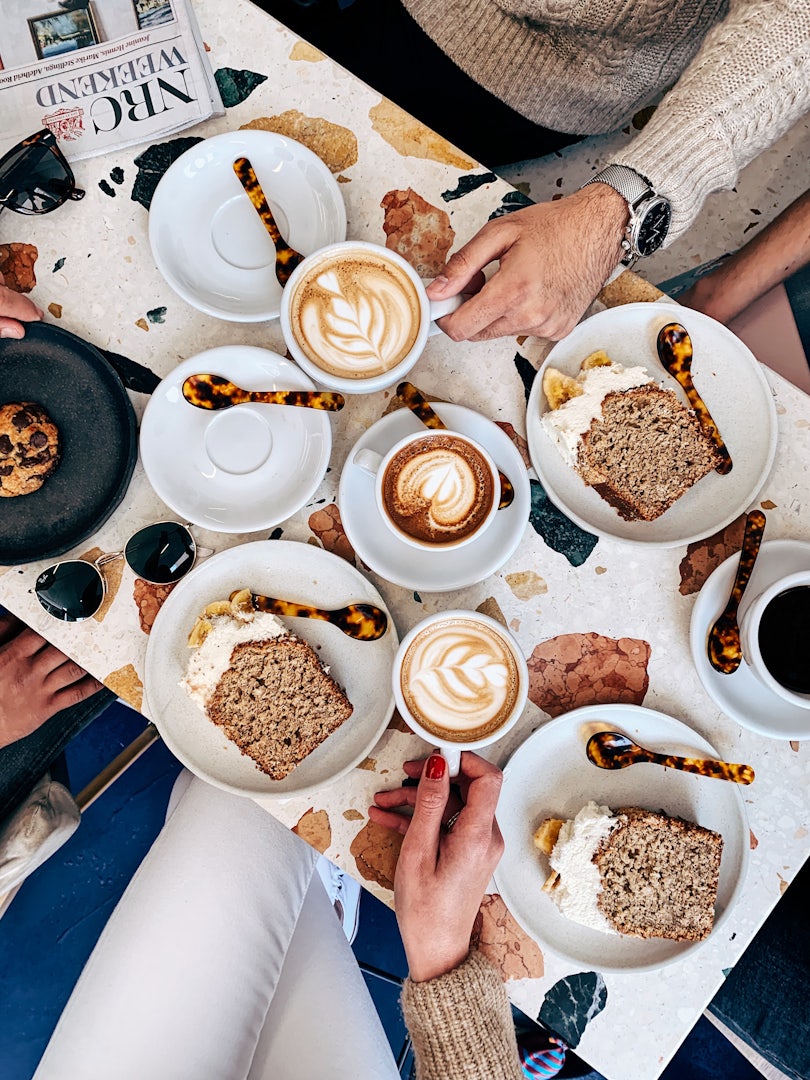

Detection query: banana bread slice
xmin=595 ymin=807 xmax=723 ymax=941
xmin=207 ymin=638 xmax=353 ymax=780
xmin=576 ymin=385 xmax=722 ymax=521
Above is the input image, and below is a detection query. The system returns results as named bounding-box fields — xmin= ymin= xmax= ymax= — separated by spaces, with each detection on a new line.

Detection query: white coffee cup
xmin=279 ymin=240 xmax=462 ymax=394
xmin=738 ymin=570 xmax=810 ymax=710
xmin=392 ymin=609 xmax=529 ymax=776
xmin=353 ymin=429 xmax=500 ymax=551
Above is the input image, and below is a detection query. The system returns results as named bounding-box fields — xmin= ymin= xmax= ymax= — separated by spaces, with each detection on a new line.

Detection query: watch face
xmin=635 ymin=198 xmax=671 ymax=257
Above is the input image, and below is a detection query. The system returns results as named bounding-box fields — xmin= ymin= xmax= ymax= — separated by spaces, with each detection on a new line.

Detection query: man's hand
xmin=427 ymin=184 xmax=629 ymax=342
xmin=370 ymin=751 xmax=504 ymax=983
xmin=0 ymin=613 xmax=104 ymax=748
xmin=0 ymin=272 xmax=45 ymax=339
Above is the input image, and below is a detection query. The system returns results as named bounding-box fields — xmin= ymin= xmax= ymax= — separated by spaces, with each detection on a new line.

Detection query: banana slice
xmin=542 ymin=869 xmax=561 ymax=894
xmin=202 ymin=599 xmax=233 ymax=618
xmin=581 ymin=349 xmax=613 ymax=370
xmin=543 ymin=367 xmax=584 ymax=410
xmin=228 ymin=588 xmax=255 ymax=619
xmin=533 ymin=817 xmax=564 ymax=854
xmin=187 ymin=617 xmax=213 ymax=647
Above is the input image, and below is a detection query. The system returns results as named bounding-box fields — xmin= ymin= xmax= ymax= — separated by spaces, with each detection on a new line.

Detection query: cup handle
xmin=443 ymin=746 xmax=461 ymax=778
xmin=353 ymin=448 xmax=383 ymax=476
xmin=427 ymin=293 xmax=464 ymax=338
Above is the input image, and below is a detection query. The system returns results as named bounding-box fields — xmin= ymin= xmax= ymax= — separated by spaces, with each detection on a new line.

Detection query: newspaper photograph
xmin=0 ymin=0 xmax=223 ymax=161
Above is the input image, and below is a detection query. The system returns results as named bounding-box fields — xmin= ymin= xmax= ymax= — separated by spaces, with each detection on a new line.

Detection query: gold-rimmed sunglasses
xmin=35 ymin=521 xmax=197 ymax=622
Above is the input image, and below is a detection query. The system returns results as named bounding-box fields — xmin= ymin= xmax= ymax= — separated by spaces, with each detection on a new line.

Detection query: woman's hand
xmin=0 ymin=613 xmax=104 ymax=748
xmin=369 ymin=751 xmax=504 ymax=982
xmin=0 ymin=272 xmax=44 ymax=339
xmin=427 ymin=185 xmax=628 ymax=342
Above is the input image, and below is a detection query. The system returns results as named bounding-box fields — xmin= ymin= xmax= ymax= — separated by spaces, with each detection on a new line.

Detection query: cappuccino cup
xmin=739 ymin=570 xmax=810 ymax=710
xmin=393 ymin=610 xmax=529 ymax=775
xmin=354 ymin=429 xmax=500 ymax=550
xmin=279 ymin=240 xmax=462 ymax=394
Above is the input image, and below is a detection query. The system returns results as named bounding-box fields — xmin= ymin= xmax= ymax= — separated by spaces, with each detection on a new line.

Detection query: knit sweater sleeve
xmin=400 ymin=950 xmax=524 ymax=1080
xmin=614 ymin=0 xmax=810 ymax=243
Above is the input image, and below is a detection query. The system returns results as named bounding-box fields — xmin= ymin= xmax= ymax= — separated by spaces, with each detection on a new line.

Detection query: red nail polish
xmin=425 ymin=753 xmax=446 ymax=780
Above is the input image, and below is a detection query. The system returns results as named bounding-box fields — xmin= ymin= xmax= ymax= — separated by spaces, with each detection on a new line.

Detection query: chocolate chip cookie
xmin=0 ymin=402 xmax=61 ymax=497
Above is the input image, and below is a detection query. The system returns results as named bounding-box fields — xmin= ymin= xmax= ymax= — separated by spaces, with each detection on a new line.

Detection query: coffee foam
xmin=383 ymin=435 xmax=494 ymax=544
xmin=400 ymin=617 xmax=520 ymax=742
xmin=289 ymin=252 xmax=421 ymax=379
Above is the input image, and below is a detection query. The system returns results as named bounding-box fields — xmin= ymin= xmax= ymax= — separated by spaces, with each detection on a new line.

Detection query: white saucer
xmin=526 ymin=303 xmax=777 ymax=547
xmin=338 ymin=403 xmax=531 ymax=592
xmin=494 ymin=704 xmax=749 ymax=972
xmin=148 ymin=130 xmax=347 ymax=322
xmin=690 ymin=538 xmax=810 ymax=739
xmin=140 ymin=347 xmax=331 ymax=533
xmin=144 ymin=541 xmax=398 ymax=799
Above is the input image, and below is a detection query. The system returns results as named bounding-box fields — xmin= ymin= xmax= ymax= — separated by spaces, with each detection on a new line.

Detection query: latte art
xmin=383 ymin=434 xmax=495 ymax=545
xmin=289 ymin=253 xmax=421 ymax=379
xmin=400 ymin=618 xmax=521 ymax=742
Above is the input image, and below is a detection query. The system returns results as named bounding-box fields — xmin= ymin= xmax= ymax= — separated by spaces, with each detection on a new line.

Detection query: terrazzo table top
xmin=1 ymin=2 xmax=808 ymax=1077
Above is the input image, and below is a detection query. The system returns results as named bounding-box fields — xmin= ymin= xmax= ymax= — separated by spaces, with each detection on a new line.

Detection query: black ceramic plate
xmin=0 ymin=322 xmax=137 ymax=564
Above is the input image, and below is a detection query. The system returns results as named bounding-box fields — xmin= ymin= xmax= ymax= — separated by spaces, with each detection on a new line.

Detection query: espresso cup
xmin=392 ymin=610 xmax=529 ymax=775
xmin=279 ymin=240 xmax=462 ymax=393
xmin=738 ymin=569 xmax=810 ymax=710
xmin=354 ymin=429 xmax=500 ymax=550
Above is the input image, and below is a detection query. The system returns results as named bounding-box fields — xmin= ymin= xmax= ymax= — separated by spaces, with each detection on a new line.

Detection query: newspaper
xmin=0 ymin=0 xmax=223 ymax=161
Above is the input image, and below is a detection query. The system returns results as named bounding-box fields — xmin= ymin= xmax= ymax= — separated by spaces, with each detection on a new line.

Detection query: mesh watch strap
xmin=581 ymin=164 xmax=653 ymax=207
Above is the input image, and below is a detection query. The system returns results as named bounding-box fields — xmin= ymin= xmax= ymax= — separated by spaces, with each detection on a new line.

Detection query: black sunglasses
xmin=0 ymin=129 xmax=85 ymax=216
xmin=35 ymin=521 xmax=197 ymax=622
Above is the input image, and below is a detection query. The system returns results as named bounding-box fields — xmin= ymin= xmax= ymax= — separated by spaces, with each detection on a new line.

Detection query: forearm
xmin=680 ymin=189 xmax=810 ymax=324
xmin=401 ymin=951 xmax=523 ymax=1080
xmin=614 ymin=0 xmax=810 ymax=242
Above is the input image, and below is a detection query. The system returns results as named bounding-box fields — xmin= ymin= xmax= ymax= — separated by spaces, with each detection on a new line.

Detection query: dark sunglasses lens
xmin=125 ymin=523 xmax=195 ymax=584
xmin=35 ymin=562 xmax=104 ymax=622
xmin=0 ymin=135 xmax=75 ymax=214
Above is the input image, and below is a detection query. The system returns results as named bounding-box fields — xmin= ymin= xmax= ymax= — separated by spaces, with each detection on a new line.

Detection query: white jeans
xmin=34 ymin=772 xmax=400 ymax=1080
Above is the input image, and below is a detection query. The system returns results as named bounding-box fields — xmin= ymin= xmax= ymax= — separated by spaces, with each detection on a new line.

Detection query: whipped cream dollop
xmin=180 ymin=610 xmax=286 ymax=710
xmin=548 ymin=800 xmax=619 ymax=935
xmin=401 ymin=618 xmax=518 ymax=736
xmin=293 ymin=258 xmax=420 ymax=378
xmin=541 ymin=362 xmax=652 ymax=466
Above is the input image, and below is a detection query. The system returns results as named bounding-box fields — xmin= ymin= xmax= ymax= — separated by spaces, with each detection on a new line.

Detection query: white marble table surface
xmin=1 ymin=2 xmax=808 ymax=1077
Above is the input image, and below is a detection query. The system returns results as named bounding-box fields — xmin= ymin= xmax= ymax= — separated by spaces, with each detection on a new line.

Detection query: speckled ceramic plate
xmin=525 ymin=303 xmax=777 ymax=547
xmin=494 ymin=704 xmax=749 ymax=972
xmin=148 ymin=130 xmax=347 ymax=321
xmin=144 ymin=541 xmax=398 ymax=799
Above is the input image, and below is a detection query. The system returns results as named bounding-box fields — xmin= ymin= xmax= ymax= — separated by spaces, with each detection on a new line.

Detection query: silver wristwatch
xmin=580 ymin=164 xmax=671 ymax=267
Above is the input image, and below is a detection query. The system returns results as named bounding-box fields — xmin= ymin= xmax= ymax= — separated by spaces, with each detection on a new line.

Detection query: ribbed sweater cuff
xmin=614 ymin=125 xmax=734 ymax=244
xmin=401 ymin=951 xmax=523 ymax=1079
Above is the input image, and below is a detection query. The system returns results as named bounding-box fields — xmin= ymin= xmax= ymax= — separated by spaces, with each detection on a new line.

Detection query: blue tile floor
xmin=0 ymin=702 xmax=762 ymax=1080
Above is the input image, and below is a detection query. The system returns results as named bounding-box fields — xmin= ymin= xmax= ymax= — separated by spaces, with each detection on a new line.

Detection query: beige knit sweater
xmin=401 ymin=951 xmax=524 ymax=1079
xmin=401 ymin=0 xmax=810 ymax=240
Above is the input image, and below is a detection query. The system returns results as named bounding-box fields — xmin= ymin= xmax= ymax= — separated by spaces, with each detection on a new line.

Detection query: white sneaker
xmin=316 ymin=855 xmax=361 ymax=945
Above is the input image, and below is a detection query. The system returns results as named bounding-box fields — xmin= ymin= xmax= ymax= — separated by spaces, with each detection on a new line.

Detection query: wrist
xmin=570 ymin=184 xmax=630 ymax=267
xmin=406 ymin=941 xmax=470 ymax=983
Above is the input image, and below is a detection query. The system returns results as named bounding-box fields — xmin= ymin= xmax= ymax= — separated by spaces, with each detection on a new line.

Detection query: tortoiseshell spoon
xmin=236 ymin=591 xmax=388 ymax=641
xmin=708 ymin=508 xmax=766 ymax=674
xmin=656 ymin=322 xmax=733 ymax=475
xmin=182 ymin=374 xmax=344 ymax=412
xmin=397 ymin=381 xmax=515 ymax=510
xmin=586 ymin=731 xmax=754 ymax=784
xmin=232 ymin=157 xmax=304 ymax=286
